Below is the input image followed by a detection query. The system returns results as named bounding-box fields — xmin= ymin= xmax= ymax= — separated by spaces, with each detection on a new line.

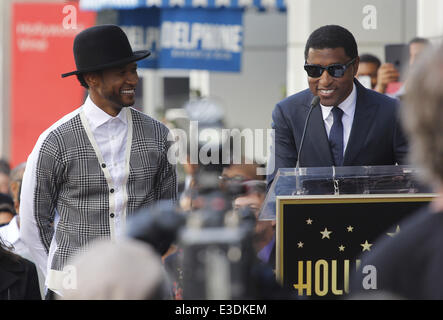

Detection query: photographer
xmin=233 ymin=180 xmax=276 ymax=269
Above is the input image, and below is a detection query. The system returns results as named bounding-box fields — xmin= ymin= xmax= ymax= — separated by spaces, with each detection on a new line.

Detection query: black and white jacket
xmin=19 ymin=98 xmax=177 ymax=291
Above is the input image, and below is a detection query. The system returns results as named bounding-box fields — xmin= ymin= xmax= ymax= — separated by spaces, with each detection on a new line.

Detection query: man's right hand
xmin=374 ymin=63 xmax=400 ymax=94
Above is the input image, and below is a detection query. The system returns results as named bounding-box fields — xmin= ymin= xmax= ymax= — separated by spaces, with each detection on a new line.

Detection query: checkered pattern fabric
xmin=34 ymin=108 xmax=177 ymax=271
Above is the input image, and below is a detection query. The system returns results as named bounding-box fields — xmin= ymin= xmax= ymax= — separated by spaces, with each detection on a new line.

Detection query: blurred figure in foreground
xmin=350 ymin=43 xmax=443 ymax=299
xmin=60 ymin=238 xmax=169 ymax=300
xmin=233 ymin=180 xmax=275 ymax=269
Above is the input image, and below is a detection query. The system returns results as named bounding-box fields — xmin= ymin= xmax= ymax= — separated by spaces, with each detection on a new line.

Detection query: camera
xmin=127 ymin=161 xmax=274 ymax=299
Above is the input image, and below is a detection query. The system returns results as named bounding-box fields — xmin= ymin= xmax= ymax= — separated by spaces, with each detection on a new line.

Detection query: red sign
xmin=11 ymin=2 xmax=96 ymax=166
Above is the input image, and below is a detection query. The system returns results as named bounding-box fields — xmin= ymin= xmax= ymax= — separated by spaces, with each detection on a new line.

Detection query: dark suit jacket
xmin=267 ymin=79 xmax=408 ymax=185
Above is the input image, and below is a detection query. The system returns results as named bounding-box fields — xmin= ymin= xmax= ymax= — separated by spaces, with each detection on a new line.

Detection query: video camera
xmin=127 ymin=143 xmax=265 ymax=299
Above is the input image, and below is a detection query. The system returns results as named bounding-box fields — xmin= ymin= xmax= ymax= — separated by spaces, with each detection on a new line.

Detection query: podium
xmin=260 ymin=165 xmax=435 ymax=299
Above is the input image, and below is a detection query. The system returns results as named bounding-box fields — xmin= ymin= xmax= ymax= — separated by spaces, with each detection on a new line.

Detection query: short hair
xmin=359 ymin=54 xmax=381 ymax=68
xmin=409 ymin=37 xmax=430 ymax=46
xmin=402 ymin=43 xmax=443 ymax=186
xmin=0 ymin=193 xmax=15 ymax=216
xmin=304 ymin=25 xmax=358 ymax=61
xmin=76 ymin=74 xmax=89 ymax=89
xmin=243 ymin=180 xmax=267 ymax=196
xmin=232 ymin=180 xmax=267 ymax=201
xmin=10 ymin=162 xmax=26 ymax=183
xmin=76 ymin=71 xmax=103 ymax=89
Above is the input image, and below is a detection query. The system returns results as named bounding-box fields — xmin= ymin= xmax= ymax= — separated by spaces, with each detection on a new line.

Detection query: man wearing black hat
xmin=19 ymin=25 xmax=177 ymax=296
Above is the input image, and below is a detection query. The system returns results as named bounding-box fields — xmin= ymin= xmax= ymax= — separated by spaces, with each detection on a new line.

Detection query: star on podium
xmin=361 ymin=240 xmax=373 ymax=252
xmin=320 ymin=228 xmax=332 ymax=239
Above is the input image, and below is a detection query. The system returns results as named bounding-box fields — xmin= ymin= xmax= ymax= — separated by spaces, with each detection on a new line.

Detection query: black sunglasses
xmin=304 ymin=57 xmax=356 ymax=78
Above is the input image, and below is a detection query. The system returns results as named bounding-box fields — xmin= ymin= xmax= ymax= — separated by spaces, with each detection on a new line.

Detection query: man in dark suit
xmin=267 ymin=25 xmax=408 ymax=186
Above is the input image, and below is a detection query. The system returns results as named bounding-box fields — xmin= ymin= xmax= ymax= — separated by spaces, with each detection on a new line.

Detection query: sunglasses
xmin=304 ymin=57 xmax=356 ymax=78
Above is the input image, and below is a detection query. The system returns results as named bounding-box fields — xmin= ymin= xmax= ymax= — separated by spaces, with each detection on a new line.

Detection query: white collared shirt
xmin=0 ymin=216 xmax=30 ymax=258
xmin=320 ymin=83 xmax=357 ymax=155
xmin=83 ymin=96 xmax=129 ymax=237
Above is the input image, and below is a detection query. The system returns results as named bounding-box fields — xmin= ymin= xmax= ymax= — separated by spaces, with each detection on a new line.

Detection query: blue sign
xmin=81 ymin=0 xmax=286 ymax=11
xmin=118 ymin=8 xmax=243 ymax=72
xmin=119 ymin=8 xmax=161 ymax=69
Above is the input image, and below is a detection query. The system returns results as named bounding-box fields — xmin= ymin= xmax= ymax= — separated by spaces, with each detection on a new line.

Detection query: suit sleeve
xmin=20 ymin=133 xmax=64 ymax=277
xmin=267 ymin=103 xmax=298 ymax=187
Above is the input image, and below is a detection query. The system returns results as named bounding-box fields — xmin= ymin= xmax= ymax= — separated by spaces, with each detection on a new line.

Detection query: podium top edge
xmin=276 ymin=193 xmax=437 ymax=201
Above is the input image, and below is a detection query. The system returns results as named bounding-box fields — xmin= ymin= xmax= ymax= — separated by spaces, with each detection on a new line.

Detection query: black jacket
xmin=0 ymin=254 xmax=42 ymax=300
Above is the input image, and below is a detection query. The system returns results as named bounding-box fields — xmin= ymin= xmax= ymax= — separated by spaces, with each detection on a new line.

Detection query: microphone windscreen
xmin=310 ymin=96 xmax=320 ymax=108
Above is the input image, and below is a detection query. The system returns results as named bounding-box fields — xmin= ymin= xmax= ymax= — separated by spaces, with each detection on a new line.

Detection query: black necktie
xmin=329 ymin=107 xmax=344 ymax=166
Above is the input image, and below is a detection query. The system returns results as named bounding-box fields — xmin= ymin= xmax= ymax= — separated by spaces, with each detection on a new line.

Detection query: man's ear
xmin=83 ymin=72 xmax=100 ymax=88
xmin=352 ymin=56 xmax=360 ymax=76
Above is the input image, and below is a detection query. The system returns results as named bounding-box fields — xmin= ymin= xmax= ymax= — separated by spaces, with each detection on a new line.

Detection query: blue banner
xmin=81 ymin=0 xmax=286 ymax=11
xmin=119 ymin=8 xmax=161 ymax=69
xmin=118 ymin=8 xmax=243 ymax=72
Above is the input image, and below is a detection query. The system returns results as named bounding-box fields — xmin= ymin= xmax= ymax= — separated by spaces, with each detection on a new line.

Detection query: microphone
xmin=295 ymin=96 xmax=320 ymax=194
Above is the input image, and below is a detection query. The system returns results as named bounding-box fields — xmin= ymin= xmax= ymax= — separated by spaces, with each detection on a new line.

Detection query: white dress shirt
xmin=320 ymin=83 xmax=357 ymax=155
xmin=0 ymin=216 xmax=29 ymax=257
xmin=83 ymin=96 xmax=129 ymax=237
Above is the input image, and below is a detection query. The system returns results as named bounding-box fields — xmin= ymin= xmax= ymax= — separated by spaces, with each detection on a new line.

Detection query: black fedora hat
xmin=61 ymin=24 xmax=150 ymax=78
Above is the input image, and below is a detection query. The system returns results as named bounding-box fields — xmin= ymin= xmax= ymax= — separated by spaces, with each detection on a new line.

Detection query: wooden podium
xmin=260 ymin=166 xmax=434 ymax=299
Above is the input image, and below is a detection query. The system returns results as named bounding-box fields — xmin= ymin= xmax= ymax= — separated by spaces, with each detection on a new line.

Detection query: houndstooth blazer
xmin=21 ymin=106 xmax=177 ymax=279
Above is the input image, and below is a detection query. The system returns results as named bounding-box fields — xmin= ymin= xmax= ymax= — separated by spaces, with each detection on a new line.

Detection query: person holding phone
xmin=376 ymin=37 xmax=430 ymax=96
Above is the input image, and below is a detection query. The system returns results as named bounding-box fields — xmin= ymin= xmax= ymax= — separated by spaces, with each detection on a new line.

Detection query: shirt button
xmin=110 ymin=188 xmax=115 ymax=193
xmin=101 ymin=163 xmax=106 ymax=168
xmin=110 ymin=213 xmax=115 ymax=218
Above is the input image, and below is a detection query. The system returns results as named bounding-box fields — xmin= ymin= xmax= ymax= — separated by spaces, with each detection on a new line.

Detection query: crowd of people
xmin=0 ymin=22 xmax=441 ymax=300
xmin=356 ymin=37 xmax=430 ymax=98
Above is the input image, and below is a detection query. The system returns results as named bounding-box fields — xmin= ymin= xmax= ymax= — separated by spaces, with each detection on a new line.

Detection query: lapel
xmin=304 ymin=102 xmax=334 ymax=166
xmin=343 ymin=80 xmax=378 ymax=165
